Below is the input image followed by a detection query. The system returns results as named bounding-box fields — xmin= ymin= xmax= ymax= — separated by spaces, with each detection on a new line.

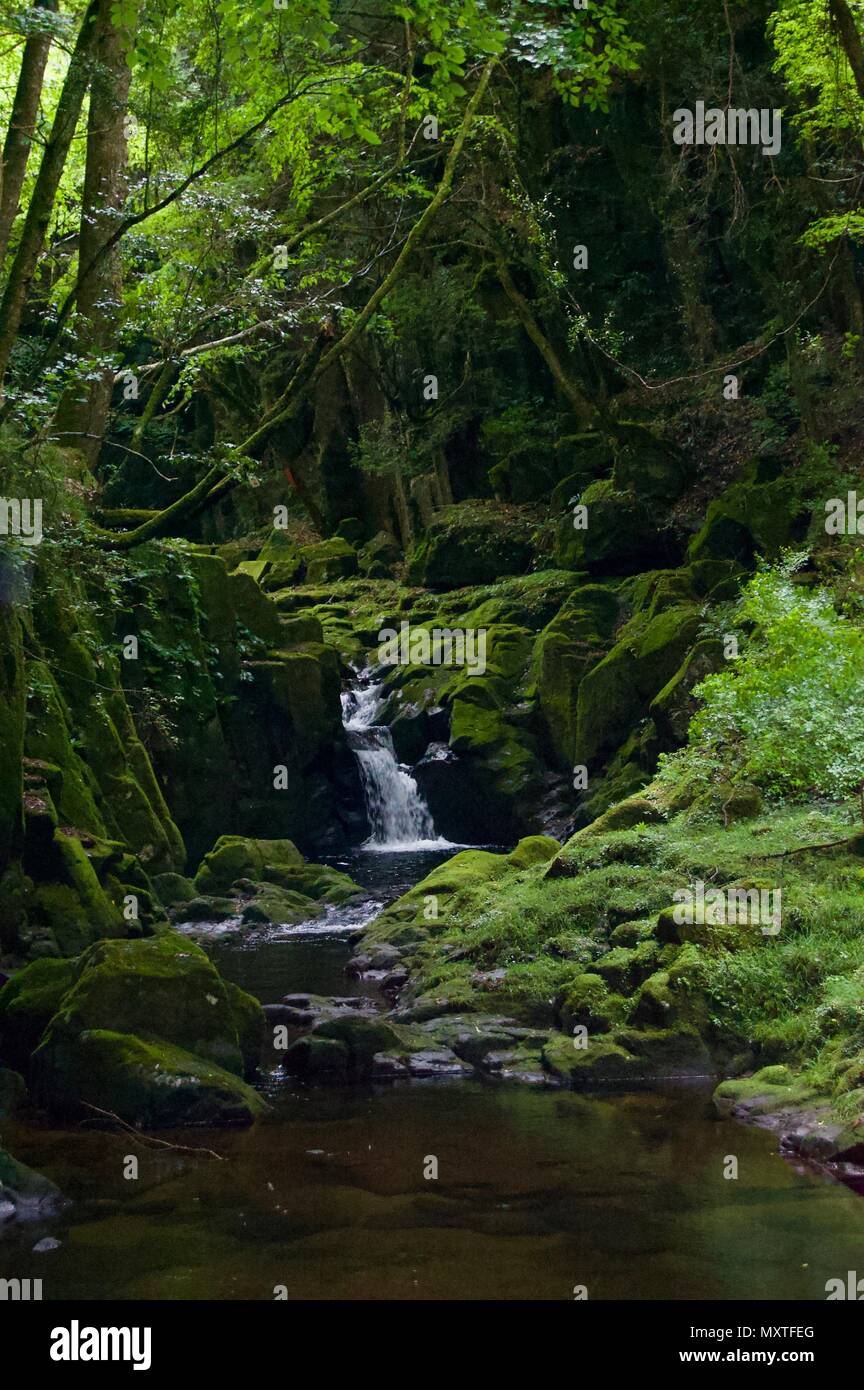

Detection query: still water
xmin=2 ymin=849 xmax=863 ymax=1301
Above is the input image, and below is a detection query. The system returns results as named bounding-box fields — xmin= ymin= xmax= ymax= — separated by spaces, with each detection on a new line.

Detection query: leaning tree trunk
xmin=830 ymin=0 xmax=864 ymax=101
xmin=0 ymin=0 xmax=101 ymax=386
xmin=53 ymin=0 xmax=137 ymax=464
xmin=0 ymin=0 xmax=59 ymax=266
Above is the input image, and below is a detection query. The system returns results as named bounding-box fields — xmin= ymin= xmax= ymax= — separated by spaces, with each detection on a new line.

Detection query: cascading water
xmin=342 ymin=671 xmax=448 ymax=851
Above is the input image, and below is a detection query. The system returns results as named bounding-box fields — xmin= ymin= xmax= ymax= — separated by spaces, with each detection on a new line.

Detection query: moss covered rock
xmin=575 ymin=605 xmax=703 ymax=765
xmin=407 ymin=501 xmax=536 ymax=589
xmin=34 ymin=1028 xmax=263 ymax=1128
xmin=194 ymin=836 xmax=304 ymax=894
xmin=532 ymin=584 xmax=619 ymax=767
xmin=300 ymin=538 xmax=359 ymax=584
xmin=0 ymin=956 xmax=78 ymax=1070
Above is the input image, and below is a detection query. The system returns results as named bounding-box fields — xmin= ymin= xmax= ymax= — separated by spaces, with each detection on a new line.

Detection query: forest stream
xmin=3 ymin=683 xmax=864 ymax=1302
xmin=7 ymin=0 xmax=864 ymax=1328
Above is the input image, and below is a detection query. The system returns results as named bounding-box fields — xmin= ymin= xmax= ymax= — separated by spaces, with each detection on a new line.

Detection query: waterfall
xmin=342 ymin=673 xmax=448 ymax=851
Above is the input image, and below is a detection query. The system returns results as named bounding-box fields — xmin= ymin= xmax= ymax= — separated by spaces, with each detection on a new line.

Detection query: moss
xmin=558 ymin=973 xmax=626 ymax=1034
xmin=687 ymin=476 xmax=806 ymax=566
xmin=46 ymin=932 xmax=247 ymax=1076
xmin=542 ymin=1034 xmax=639 ymax=1086
xmin=532 ymin=584 xmax=620 ymax=766
xmin=587 ymin=940 xmax=663 ymax=994
xmin=241 ymin=885 xmax=322 ymax=925
xmin=312 ymin=1016 xmax=402 ymax=1064
xmin=713 ymin=1065 xmax=815 ymax=1117
xmin=53 ymin=831 xmax=123 ymax=935
xmin=278 ymin=613 xmax=324 ymax=645
xmin=34 ymin=1027 xmax=264 ymax=1128
xmin=0 ymin=956 xmax=78 ymax=1070
xmin=575 ymin=605 xmax=703 ymax=764
xmin=506 ymin=835 xmax=560 ymax=869
xmin=152 ymin=872 xmax=197 ymax=907
xmin=194 ymin=836 xmax=304 ymax=895
xmin=225 ymin=980 xmax=264 ymax=1079
xmin=300 ymin=538 xmax=358 ymax=584
xmin=553 ymin=478 xmax=679 ymax=574
xmin=406 ymin=500 xmax=536 ymax=589
xmin=649 ymin=639 xmax=726 ymax=749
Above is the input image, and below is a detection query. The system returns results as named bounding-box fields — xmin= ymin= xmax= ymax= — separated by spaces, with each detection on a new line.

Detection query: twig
xmin=80 ymin=1102 xmax=226 ymax=1160
xmin=754 ymin=836 xmax=857 ymax=860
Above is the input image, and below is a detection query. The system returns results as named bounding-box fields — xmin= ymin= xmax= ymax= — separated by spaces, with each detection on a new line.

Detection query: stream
xmin=4 ymin=675 xmax=864 ymax=1300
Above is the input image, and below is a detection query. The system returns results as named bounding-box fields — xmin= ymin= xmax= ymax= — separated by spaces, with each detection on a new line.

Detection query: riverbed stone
xmin=0 ymin=1146 xmax=63 ymax=1221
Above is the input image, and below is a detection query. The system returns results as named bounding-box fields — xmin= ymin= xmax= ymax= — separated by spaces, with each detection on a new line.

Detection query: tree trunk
xmin=830 ymin=0 xmax=864 ymax=101
xmin=0 ymin=0 xmax=58 ymax=266
xmin=0 ymin=0 xmax=101 ymax=386
xmin=54 ymin=0 xmax=137 ymax=464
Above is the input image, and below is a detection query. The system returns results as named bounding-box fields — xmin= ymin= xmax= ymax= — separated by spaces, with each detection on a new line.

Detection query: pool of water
xmin=3 ymin=845 xmax=864 ymax=1301
xmin=178 ymin=846 xmax=464 ymax=1000
xmin=3 ymin=1080 xmax=863 ymax=1300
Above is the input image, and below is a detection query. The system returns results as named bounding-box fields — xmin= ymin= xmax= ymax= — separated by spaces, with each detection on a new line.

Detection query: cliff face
xmin=0 ymin=510 xmax=357 ymax=967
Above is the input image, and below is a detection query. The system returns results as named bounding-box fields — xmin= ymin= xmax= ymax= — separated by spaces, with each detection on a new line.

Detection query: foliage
xmin=659 ymin=559 xmax=864 ymax=801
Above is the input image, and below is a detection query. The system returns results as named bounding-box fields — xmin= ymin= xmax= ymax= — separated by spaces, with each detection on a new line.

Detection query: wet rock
xmin=0 ymin=1146 xmax=64 ymax=1221
xmin=406 ymin=1050 xmax=472 ymax=1077
xmin=240 ymin=886 xmax=320 ymax=925
xmin=264 ymin=1003 xmax=315 ymax=1028
xmin=29 ymin=933 xmax=265 ymax=1128
xmin=177 ymin=895 xmax=239 ymax=923
xmin=370 ymin=1052 xmax=410 ymax=1079
xmin=380 ymin=968 xmax=409 ymax=997
xmin=33 ymin=1236 xmax=61 ymax=1253
xmin=282 ymin=1036 xmax=351 ymax=1077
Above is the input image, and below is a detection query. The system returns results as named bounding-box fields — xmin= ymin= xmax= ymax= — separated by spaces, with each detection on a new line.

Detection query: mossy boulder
xmin=282 ymin=1035 xmax=352 ymax=1078
xmin=532 ymin=584 xmax=619 ymax=766
xmin=611 ymin=424 xmax=691 ymax=502
xmin=278 ymin=613 xmax=324 ymax=645
xmin=152 ymin=872 xmax=197 ymax=907
xmin=506 ymin=835 xmax=560 ymax=869
xmin=558 ymin=973 xmax=626 ymax=1035
xmin=34 ymin=1029 xmax=263 ymax=1128
xmin=300 ymin=538 xmax=358 ymax=583
xmin=406 ymin=501 xmax=536 ymax=589
xmin=587 ymin=940 xmax=663 ymax=995
xmin=240 ymin=885 xmax=321 ymax=925
xmin=688 ymin=474 xmax=806 ymax=567
xmin=362 ymin=848 xmax=511 ymax=947
xmin=649 ymin=638 xmax=727 ymax=750
xmin=359 ymin=530 xmax=402 ymax=578
xmin=225 ymin=980 xmax=265 ymax=1078
xmin=713 ymin=1065 xmax=815 ymax=1118
xmin=26 ymin=933 xmax=266 ymax=1127
xmin=0 ymin=956 xmax=78 ymax=1070
xmin=575 ymin=605 xmax=703 ymax=765
xmin=194 ymin=836 xmax=304 ymax=895
xmin=38 ymin=933 xmax=254 ymax=1076
xmin=553 ymin=479 xmax=681 ymax=575
xmin=542 ymin=1034 xmax=640 ymax=1087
